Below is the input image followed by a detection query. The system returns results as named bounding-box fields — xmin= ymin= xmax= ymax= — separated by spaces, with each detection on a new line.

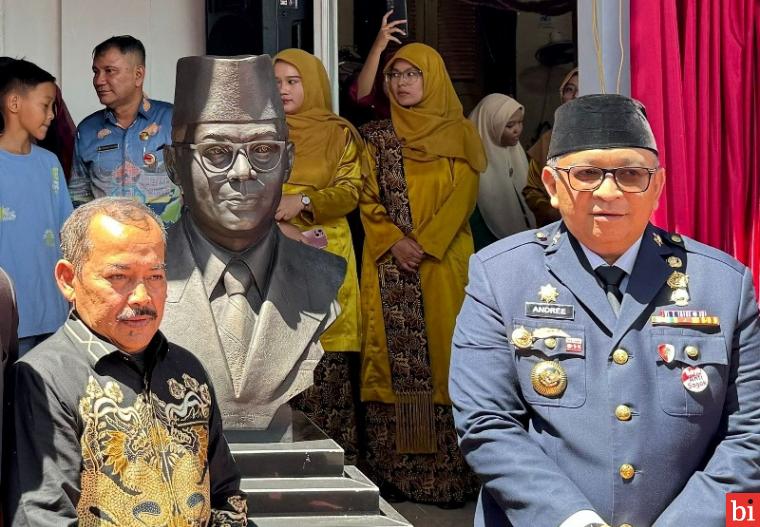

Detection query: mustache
xmin=116 ymin=306 xmax=158 ymax=321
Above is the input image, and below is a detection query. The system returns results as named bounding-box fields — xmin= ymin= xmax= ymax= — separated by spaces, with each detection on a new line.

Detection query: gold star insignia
xmin=539 ymin=284 xmax=559 ymax=303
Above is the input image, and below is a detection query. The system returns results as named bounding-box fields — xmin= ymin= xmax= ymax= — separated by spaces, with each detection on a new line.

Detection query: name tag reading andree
xmin=525 ymin=302 xmax=575 ymax=320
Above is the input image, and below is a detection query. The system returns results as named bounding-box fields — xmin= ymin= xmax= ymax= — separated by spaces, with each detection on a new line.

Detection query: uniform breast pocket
xmin=95 ymin=144 xmax=123 ymax=182
xmin=652 ymin=328 xmax=729 ymax=416
xmin=511 ymin=318 xmax=587 ymax=408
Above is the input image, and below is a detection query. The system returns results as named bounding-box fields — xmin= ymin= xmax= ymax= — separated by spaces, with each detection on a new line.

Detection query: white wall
xmin=577 ymin=0 xmax=630 ymax=96
xmin=0 ymin=0 xmax=205 ymax=124
xmin=515 ymin=11 xmax=575 ymax=144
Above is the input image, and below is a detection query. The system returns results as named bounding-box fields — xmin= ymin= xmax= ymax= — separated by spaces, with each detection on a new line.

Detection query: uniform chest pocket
xmin=651 ymin=328 xmax=729 ymax=416
xmin=95 ymin=143 xmax=123 ymax=183
xmin=511 ymin=318 xmax=586 ymax=408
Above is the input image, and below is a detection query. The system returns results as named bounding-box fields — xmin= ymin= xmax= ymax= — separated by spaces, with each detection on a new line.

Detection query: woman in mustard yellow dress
xmin=359 ymin=43 xmax=486 ymax=505
xmin=273 ymin=49 xmax=364 ymax=463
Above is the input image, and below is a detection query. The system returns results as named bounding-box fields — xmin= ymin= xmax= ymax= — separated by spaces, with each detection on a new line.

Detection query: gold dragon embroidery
xmin=77 ymin=374 xmax=215 ymax=526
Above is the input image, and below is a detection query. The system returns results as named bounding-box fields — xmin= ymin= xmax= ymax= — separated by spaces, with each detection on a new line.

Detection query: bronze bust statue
xmin=161 ymin=55 xmax=345 ymax=432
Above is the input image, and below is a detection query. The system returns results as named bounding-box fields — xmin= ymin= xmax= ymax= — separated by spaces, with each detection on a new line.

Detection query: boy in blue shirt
xmin=0 ymin=59 xmax=73 ymax=355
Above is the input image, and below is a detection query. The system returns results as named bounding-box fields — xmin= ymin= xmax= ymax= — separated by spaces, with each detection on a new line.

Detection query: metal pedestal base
xmin=227 ymin=411 xmax=411 ymax=526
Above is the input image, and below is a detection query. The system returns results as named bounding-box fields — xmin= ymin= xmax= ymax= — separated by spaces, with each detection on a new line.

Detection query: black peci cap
xmin=548 ymin=94 xmax=658 ymax=159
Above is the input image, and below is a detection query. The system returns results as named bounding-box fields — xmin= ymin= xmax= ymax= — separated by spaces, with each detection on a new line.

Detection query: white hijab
xmin=469 ymin=94 xmax=536 ymax=238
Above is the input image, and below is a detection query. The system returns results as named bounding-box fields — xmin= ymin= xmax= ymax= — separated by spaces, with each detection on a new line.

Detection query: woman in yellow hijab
xmin=273 ymin=49 xmax=364 ymax=464
xmin=359 ymin=42 xmax=485 ymax=506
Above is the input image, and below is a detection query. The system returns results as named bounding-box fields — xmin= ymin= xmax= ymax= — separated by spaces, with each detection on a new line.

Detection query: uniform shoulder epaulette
xmin=477 ymin=224 xmax=560 ymax=260
xmin=682 ymin=235 xmax=746 ymax=272
xmin=652 ymin=226 xmax=745 ymax=273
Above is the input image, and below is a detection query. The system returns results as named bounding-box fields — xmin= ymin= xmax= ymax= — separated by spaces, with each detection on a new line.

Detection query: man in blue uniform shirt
xmin=450 ymin=94 xmax=760 ymax=527
xmin=69 ymin=35 xmax=181 ymax=225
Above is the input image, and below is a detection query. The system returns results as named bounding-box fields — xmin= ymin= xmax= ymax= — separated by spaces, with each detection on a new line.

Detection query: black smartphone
xmin=386 ymin=0 xmax=408 ymax=24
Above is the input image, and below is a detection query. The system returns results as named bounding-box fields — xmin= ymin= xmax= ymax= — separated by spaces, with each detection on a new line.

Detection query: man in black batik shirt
xmin=4 ymin=198 xmax=247 ymax=526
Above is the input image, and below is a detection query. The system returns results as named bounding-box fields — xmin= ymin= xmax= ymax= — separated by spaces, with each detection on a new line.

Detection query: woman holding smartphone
xmin=359 ymin=43 xmax=485 ymax=507
xmin=274 ymin=48 xmax=365 ymax=464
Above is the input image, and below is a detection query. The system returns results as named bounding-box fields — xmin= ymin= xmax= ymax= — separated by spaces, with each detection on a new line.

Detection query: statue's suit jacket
xmin=161 ymin=220 xmax=346 ymax=429
xmin=451 ymin=222 xmax=760 ymax=527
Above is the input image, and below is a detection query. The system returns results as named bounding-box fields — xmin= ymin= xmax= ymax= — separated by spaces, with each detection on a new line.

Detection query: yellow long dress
xmin=359 ymin=42 xmax=485 ymax=503
xmin=275 ymin=48 xmax=365 ymax=464
xmin=359 ymin=147 xmax=479 ymax=405
xmin=283 ymin=127 xmax=362 ymax=352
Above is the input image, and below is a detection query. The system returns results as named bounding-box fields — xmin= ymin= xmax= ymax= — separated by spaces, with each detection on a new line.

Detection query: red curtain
xmin=631 ymin=0 xmax=760 ymax=294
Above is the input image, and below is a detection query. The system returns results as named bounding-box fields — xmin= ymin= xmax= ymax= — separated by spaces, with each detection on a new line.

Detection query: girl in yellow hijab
xmin=273 ymin=48 xmax=364 ymax=464
xmin=359 ymin=42 xmax=485 ymax=506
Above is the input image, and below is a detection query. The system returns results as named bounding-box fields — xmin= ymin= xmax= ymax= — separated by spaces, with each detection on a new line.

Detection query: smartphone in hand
xmin=386 ymin=0 xmax=408 ymax=26
xmin=302 ymin=228 xmax=328 ymax=250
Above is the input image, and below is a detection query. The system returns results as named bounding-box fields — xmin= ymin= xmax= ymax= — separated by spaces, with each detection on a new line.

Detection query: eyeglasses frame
xmin=384 ymin=68 xmax=423 ymax=84
xmin=552 ymin=165 xmax=659 ymax=193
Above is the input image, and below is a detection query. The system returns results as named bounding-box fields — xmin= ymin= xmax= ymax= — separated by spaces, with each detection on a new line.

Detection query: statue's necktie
xmin=594 ymin=265 xmax=626 ymax=316
xmin=219 ymin=260 xmax=257 ymax=394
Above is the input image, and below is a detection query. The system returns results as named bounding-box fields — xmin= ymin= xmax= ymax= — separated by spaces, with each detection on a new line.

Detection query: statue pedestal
xmin=227 ymin=411 xmax=411 ymax=526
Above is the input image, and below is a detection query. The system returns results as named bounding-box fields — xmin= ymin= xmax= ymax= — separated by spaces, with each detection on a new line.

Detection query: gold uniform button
xmin=615 ymin=405 xmax=632 ymax=421
xmin=671 ymin=234 xmax=683 ymax=243
xmin=511 ymin=327 xmax=533 ymax=350
xmin=544 ymin=337 xmax=558 ymax=349
xmin=620 ymin=524 xmax=633 ymax=527
xmin=685 ymin=345 xmax=699 ymax=359
xmin=612 ymin=349 xmax=629 ymax=365
xmin=619 ymin=463 xmax=635 ymax=480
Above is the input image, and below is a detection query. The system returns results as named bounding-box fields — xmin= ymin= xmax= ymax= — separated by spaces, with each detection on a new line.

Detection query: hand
xmin=277 ymin=221 xmax=308 ymax=243
xmin=371 ymin=10 xmax=407 ymax=53
xmin=390 ymin=237 xmax=424 ymax=273
xmin=275 ymin=194 xmax=304 ymax=221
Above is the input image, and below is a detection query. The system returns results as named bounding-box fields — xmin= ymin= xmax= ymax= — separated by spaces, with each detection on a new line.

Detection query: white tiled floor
xmin=392 ymin=499 xmax=476 ymax=527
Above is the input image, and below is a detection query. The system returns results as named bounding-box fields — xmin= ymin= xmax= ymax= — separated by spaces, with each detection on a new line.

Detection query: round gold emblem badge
xmin=530 ymin=360 xmax=567 ymax=398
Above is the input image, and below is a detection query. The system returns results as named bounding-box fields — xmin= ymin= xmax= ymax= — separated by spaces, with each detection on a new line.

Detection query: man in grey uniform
xmin=450 ymin=94 xmax=760 ymax=527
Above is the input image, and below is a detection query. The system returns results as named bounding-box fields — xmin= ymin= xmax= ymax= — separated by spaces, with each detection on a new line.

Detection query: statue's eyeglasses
xmin=174 ymin=141 xmax=287 ymax=174
xmin=552 ymin=165 xmax=658 ymax=193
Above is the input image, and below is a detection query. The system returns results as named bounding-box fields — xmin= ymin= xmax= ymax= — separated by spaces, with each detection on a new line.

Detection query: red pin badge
xmin=565 ymin=337 xmax=583 ymax=353
xmin=657 ymin=343 xmax=675 ymax=364
xmin=143 ymin=152 xmax=156 ymax=166
xmin=681 ymin=366 xmax=709 ymax=393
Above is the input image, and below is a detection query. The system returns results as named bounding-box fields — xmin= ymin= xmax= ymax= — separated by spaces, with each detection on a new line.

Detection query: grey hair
xmin=60 ymin=197 xmax=166 ymax=274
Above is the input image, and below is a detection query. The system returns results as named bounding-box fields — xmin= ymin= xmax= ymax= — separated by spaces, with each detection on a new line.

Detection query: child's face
xmin=17 ymin=82 xmax=56 ymax=141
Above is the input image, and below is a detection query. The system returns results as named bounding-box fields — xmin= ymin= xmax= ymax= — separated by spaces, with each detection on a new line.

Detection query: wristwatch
xmin=300 ymin=193 xmax=311 ymax=207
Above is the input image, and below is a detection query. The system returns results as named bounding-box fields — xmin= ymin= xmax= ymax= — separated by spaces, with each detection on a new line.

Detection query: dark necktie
xmin=595 ymin=265 xmax=626 ymax=315
xmin=219 ymin=260 xmax=256 ymax=395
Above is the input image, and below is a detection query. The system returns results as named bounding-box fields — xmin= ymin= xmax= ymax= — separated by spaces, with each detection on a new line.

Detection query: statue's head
xmin=166 ymin=55 xmax=293 ymax=251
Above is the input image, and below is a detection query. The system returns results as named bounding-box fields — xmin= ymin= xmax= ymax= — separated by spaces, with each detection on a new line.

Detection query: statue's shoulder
xmin=277 ymin=234 xmax=346 ymax=296
xmin=164 ymin=222 xmax=195 ymax=274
